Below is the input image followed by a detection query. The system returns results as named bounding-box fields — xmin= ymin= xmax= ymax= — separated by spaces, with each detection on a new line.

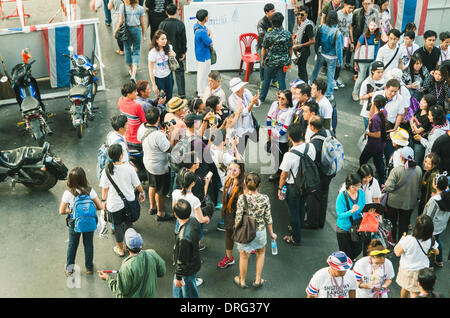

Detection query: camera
xmin=163 ymin=119 xmax=176 ymax=129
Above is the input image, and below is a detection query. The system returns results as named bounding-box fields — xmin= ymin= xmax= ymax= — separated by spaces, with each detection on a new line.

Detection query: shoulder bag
xmin=380 ymin=168 xmax=416 ymax=207
xmin=115 ymin=1 xmax=131 ymax=42
xmin=354 ymin=35 xmax=375 ymax=62
xmin=343 ymin=192 xmax=367 ymax=242
xmin=169 ymin=56 xmax=180 ymax=71
xmin=195 ymin=26 xmax=216 ymax=65
xmin=384 ymin=45 xmax=400 ymax=70
xmin=105 ymin=168 xmax=141 ymax=223
xmin=232 ymin=194 xmax=257 ymax=244
xmin=416 ymin=237 xmax=437 ymax=267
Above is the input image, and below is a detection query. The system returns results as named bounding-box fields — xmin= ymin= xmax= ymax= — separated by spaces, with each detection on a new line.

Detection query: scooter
xmin=0 ymin=142 xmax=68 ymax=191
xmin=63 ymin=46 xmax=98 ymax=138
xmin=10 ymin=49 xmax=52 ymax=146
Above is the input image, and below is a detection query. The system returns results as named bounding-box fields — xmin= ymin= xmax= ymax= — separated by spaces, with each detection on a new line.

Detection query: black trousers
xmin=148 ymin=11 xmax=167 ymax=40
xmin=296 ymin=52 xmax=310 ymax=84
xmin=385 ymin=206 xmax=413 ymax=243
xmin=336 ymin=231 xmax=362 ymax=261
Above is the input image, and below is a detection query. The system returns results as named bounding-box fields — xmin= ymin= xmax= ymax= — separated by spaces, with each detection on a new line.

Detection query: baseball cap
xmin=371 ymin=61 xmax=384 ymax=71
xmin=399 ymin=146 xmax=414 ymax=161
xmin=125 ymin=228 xmax=143 ymax=250
xmin=327 ymin=251 xmax=353 ymax=271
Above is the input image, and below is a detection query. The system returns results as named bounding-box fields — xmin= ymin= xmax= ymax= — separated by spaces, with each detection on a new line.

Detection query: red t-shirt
xmin=118 ymin=96 xmax=146 ymax=144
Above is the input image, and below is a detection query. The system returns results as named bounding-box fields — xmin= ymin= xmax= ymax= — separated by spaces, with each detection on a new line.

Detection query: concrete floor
xmin=0 ymin=1 xmax=448 ymax=298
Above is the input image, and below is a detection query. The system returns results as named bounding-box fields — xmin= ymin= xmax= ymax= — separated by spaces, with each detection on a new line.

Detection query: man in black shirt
xmin=159 ymin=4 xmax=187 ymax=98
xmin=416 ymin=30 xmax=441 ymax=72
xmin=431 ymin=130 xmax=450 ymax=174
xmin=146 ymin=0 xmax=173 ymax=40
xmin=257 ymin=3 xmax=276 ymax=85
xmin=294 ymin=6 xmax=315 ymax=83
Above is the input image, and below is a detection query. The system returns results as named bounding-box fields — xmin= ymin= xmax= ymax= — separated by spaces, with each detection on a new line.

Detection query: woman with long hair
xmin=414 ymin=106 xmax=450 ymax=157
xmin=357 ymin=164 xmax=382 ymax=204
xmin=267 ymin=89 xmax=295 ymax=181
xmin=353 ymin=239 xmax=395 ymax=298
xmin=402 ymin=53 xmax=431 ymax=101
xmin=100 ymin=144 xmax=145 ymax=257
xmin=59 ymin=167 xmax=103 ymax=276
xmin=113 ymin=0 xmax=146 ymax=82
xmin=218 ymin=160 xmax=246 ymax=269
xmin=233 ymin=172 xmax=276 ymax=288
xmin=394 ymin=214 xmax=439 ymax=298
xmin=359 ymin=94 xmax=388 ymax=185
xmin=418 ymin=152 xmax=441 ymax=216
xmin=148 ymin=29 xmax=176 ymax=100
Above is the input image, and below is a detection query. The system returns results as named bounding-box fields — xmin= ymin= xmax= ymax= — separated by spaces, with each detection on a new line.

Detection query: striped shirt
xmin=266 ymin=101 xmax=294 ymax=143
xmin=118 ymin=96 xmax=147 ymax=144
xmin=306 ymin=267 xmax=357 ymax=298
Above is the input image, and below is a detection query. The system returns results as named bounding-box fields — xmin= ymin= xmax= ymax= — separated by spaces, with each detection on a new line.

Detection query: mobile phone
xmin=206 ymin=171 xmax=213 ymax=180
xmin=159 ymin=90 xmax=166 ymax=98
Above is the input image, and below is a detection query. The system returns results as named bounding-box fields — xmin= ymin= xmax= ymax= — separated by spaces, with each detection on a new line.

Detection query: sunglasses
xmin=227 ymin=168 xmax=240 ymax=173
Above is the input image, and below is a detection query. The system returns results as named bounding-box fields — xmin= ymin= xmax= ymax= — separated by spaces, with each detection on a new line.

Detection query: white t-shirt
xmin=372 ymin=91 xmax=405 ymax=124
xmin=304 ymin=125 xmax=314 ymax=143
xmin=61 ymin=188 xmax=98 ymax=211
xmin=361 ymin=178 xmax=382 ymax=204
xmin=317 ymin=96 xmax=333 ymax=120
xmin=279 ymin=143 xmax=316 ymax=184
xmin=398 ymin=235 xmax=439 ymax=271
xmin=106 ymin=131 xmax=129 ymax=163
xmin=99 ymin=163 xmax=141 ymax=213
xmin=210 ymin=146 xmax=235 ymax=190
xmin=148 ymin=44 xmax=173 ymax=79
xmin=353 ymin=256 xmax=395 ymax=298
xmin=398 ymin=42 xmax=420 ymax=68
xmin=376 ymin=43 xmax=401 ymax=77
xmin=137 ymin=124 xmax=170 ymax=175
xmin=359 ymin=77 xmax=385 ymax=118
xmin=438 ymin=45 xmax=450 ymax=64
xmin=172 ymin=189 xmax=202 ymax=221
xmin=306 ymin=267 xmax=358 ymax=298
xmin=228 ymin=89 xmax=261 ymax=137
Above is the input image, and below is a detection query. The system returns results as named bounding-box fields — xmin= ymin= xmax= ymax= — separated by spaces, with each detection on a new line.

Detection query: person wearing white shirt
xmin=394 ymin=214 xmax=439 ymax=298
xmin=311 ymin=79 xmax=333 ymax=130
xmin=301 ymin=100 xmax=320 ymax=143
xmin=306 ymin=251 xmax=357 ymax=298
xmin=278 ymin=123 xmax=316 ymax=246
xmin=359 ymin=61 xmax=385 ymax=130
xmin=398 ymin=31 xmax=420 ymax=70
xmin=376 ymin=29 xmax=402 ymax=78
xmin=106 ymin=115 xmax=130 ymax=165
xmin=227 ymin=78 xmax=261 ymax=153
xmin=438 ymin=31 xmax=450 ymax=65
xmin=202 ymin=71 xmax=227 ymax=106
xmin=358 ymin=164 xmax=382 ymax=204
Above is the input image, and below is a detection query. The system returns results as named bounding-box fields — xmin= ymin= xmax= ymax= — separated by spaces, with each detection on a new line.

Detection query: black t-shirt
xmin=300 ymin=24 xmax=315 ymax=56
xmin=416 ymin=46 xmax=440 ymax=73
xmin=412 ymin=109 xmax=432 ymax=144
xmin=431 ymin=133 xmax=450 ymax=172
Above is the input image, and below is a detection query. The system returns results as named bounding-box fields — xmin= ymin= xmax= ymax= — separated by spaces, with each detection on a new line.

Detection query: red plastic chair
xmin=238 ymin=33 xmax=260 ymax=82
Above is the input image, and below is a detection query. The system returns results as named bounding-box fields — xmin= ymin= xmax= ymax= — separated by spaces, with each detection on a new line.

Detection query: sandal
xmin=233 ymin=276 xmax=247 ymax=289
xmin=287 ymin=225 xmax=292 ymax=234
xmin=252 ymin=279 xmax=265 ymax=288
xmin=283 ymin=235 xmax=300 ymax=246
xmin=113 ymin=246 xmax=125 ymax=257
xmin=115 ymin=49 xmax=124 ymax=55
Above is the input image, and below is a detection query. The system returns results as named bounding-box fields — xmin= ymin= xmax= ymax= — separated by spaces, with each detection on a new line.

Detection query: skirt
xmin=396 ymin=266 xmax=420 ymax=293
xmin=236 ymin=230 xmax=267 ymax=253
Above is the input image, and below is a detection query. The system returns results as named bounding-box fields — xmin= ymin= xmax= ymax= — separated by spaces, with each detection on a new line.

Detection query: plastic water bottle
xmin=280 ymin=185 xmax=287 ymax=200
xmin=271 ymin=239 xmax=278 ymax=255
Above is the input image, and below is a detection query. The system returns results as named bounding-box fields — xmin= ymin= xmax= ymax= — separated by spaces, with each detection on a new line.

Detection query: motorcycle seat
xmin=0 ymin=147 xmax=27 ymax=169
xmin=69 ymin=85 xmax=88 ymax=97
xmin=21 ymin=96 xmax=40 ymax=113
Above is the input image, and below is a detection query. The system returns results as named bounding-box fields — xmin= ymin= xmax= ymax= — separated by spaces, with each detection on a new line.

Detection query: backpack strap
xmin=141 ymin=125 xmax=158 ymax=143
xmin=289 ymin=144 xmax=308 ymax=180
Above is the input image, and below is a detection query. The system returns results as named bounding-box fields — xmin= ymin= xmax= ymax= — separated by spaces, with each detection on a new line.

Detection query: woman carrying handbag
xmin=99 ymin=144 xmax=145 ymax=257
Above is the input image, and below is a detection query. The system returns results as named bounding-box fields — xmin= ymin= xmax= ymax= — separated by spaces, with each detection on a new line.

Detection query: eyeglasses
xmin=227 ymin=168 xmax=240 ymax=173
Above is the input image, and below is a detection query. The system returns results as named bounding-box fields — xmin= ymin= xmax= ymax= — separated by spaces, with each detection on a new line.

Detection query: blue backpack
xmin=72 ymin=192 xmax=97 ymax=233
xmin=97 ymin=137 xmax=123 ymax=180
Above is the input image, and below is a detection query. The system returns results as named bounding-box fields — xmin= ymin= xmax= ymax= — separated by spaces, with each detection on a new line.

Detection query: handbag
xmin=380 ymin=168 xmax=416 ymax=207
xmin=105 ymin=169 xmax=141 ymax=223
xmin=232 ymin=194 xmax=257 ymax=244
xmin=343 ymin=192 xmax=365 ymax=242
xmin=210 ymin=46 xmax=217 ymax=65
xmin=354 ymin=35 xmax=375 ymax=62
xmin=115 ymin=1 xmax=131 ymax=42
xmin=251 ymin=112 xmax=260 ymax=142
xmin=169 ymin=56 xmax=180 ymax=71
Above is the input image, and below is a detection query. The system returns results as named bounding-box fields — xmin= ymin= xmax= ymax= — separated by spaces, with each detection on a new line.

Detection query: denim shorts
xmin=236 ymin=230 xmax=267 ymax=253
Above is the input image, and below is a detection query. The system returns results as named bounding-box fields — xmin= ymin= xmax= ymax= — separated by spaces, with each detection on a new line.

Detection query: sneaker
xmin=215 ymin=203 xmax=223 ymax=210
xmin=86 ymin=269 xmax=94 ymax=275
xmin=216 ymin=222 xmax=226 ymax=232
xmin=259 ymin=81 xmax=263 ymax=89
xmin=199 ymin=242 xmax=206 ymax=251
xmin=196 ymin=277 xmax=204 ymax=287
xmin=352 ymin=92 xmax=359 ymax=101
xmin=271 ymin=81 xmax=279 ymax=88
xmin=333 ymin=81 xmax=339 ymax=90
xmin=327 ymin=95 xmax=335 ymax=101
xmin=217 ymin=256 xmax=235 ymax=269
xmin=148 ymin=208 xmax=157 ymax=215
xmin=336 ymin=79 xmax=345 ymax=88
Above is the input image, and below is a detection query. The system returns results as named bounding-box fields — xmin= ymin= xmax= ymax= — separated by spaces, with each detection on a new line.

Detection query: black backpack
xmin=289 ymin=143 xmax=321 ymax=196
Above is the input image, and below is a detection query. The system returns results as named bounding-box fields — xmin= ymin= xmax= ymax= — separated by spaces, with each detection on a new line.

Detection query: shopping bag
xmin=96 ymin=210 xmax=109 ymax=239
xmin=358 ymin=211 xmax=380 ymax=233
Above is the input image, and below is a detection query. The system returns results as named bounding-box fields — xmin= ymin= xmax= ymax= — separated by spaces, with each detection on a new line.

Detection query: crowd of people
xmin=59 ymin=0 xmax=450 ymax=298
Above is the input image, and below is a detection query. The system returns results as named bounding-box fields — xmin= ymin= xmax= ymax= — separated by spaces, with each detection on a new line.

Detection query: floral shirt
xmin=235 ymin=193 xmax=272 ymax=232
xmin=262 ymin=27 xmax=293 ymax=69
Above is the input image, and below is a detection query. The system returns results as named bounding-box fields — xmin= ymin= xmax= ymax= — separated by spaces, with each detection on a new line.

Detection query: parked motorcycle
xmin=0 ymin=142 xmax=68 ymax=191
xmin=11 ymin=49 xmax=52 ymax=146
xmin=63 ymin=46 xmax=98 ymax=138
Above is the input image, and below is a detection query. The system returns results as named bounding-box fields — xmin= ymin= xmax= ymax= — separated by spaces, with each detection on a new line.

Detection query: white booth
xmin=184 ymin=0 xmax=287 ymax=72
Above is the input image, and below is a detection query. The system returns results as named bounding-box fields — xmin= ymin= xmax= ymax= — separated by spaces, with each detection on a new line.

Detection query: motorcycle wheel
xmin=22 ymin=168 xmax=58 ymax=191
xmin=29 ymin=118 xmax=45 ymax=146
xmin=76 ymin=124 xmax=83 ymax=139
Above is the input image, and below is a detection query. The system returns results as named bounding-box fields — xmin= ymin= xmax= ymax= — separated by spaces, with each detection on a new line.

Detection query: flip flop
xmin=115 ymin=49 xmax=124 ymax=55
xmin=113 ymin=246 xmax=125 ymax=257
xmin=252 ymin=279 xmax=265 ymax=288
xmin=233 ymin=276 xmax=247 ymax=289
xmin=283 ymin=235 xmax=300 ymax=246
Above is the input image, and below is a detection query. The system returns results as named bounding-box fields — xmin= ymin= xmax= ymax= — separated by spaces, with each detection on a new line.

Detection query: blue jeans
xmin=363 ymin=117 xmax=369 ymax=130
xmin=103 ymin=0 xmax=111 ymax=24
xmin=260 ymin=65 xmax=287 ymax=102
xmin=286 ymin=184 xmax=306 ymax=244
xmin=413 ymin=142 xmax=426 ymax=168
xmin=310 ymin=54 xmax=337 ymax=98
xmin=155 ymin=73 xmax=174 ymax=101
xmin=66 ymin=227 xmax=94 ymax=271
xmin=173 ymin=273 xmax=199 ymax=298
xmin=287 ymin=9 xmax=295 ymax=34
xmin=124 ymin=27 xmax=142 ymax=66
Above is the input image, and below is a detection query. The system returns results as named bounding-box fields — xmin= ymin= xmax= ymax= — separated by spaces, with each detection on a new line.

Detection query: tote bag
xmin=354 ymin=35 xmax=375 ymax=62
xmin=232 ymin=195 xmax=257 ymax=244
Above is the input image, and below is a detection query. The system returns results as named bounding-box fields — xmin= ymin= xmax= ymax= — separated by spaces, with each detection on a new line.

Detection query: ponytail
xmin=178 ymin=168 xmax=196 ymax=195
xmin=107 ymin=144 xmax=123 ymax=176
xmin=373 ymin=94 xmax=387 ymax=142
